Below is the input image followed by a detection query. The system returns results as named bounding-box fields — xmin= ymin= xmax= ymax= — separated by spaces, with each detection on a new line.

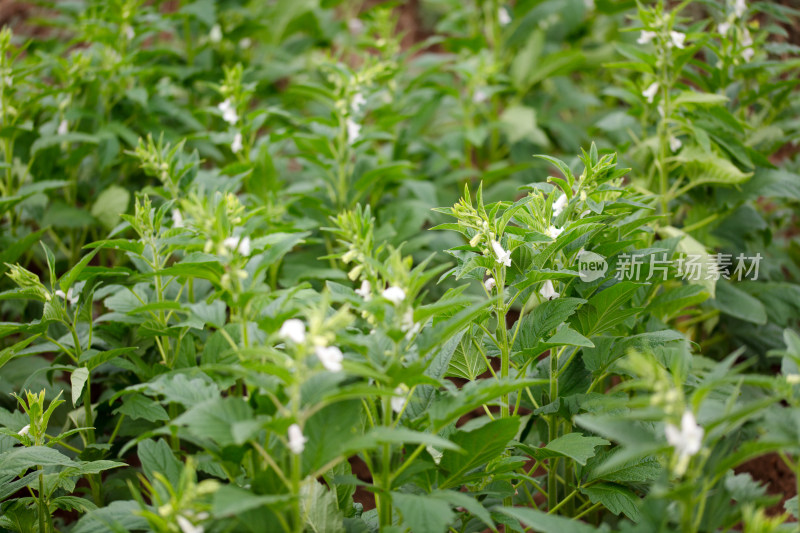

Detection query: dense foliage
xmin=1 ymin=0 xmax=799 ymax=531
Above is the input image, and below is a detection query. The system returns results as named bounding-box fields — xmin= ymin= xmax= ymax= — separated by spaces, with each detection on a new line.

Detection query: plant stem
xmin=547 ymin=346 xmax=561 ymax=512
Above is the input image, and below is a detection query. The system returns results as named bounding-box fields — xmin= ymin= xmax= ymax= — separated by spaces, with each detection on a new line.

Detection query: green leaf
xmin=439 ymin=418 xmax=520 ymax=489
xmin=585 ymin=452 xmax=661 ymax=483
xmin=212 ymin=485 xmax=291 ymax=517
xmin=658 ymin=226 xmax=716 ymax=297
xmin=0 ymin=446 xmax=74 ymax=475
xmin=59 ymin=248 xmax=100 ymax=293
xmin=672 ymin=91 xmax=728 ymax=106
xmin=530 ymin=433 xmax=609 ymax=465
xmin=514 ymin=298 xmax=586 ymax=354
xmin=138 ymin=439 xmax=182 ymax=489
xmin=0 ymin=335 xmax=39 ymax=372
xmin=71 ymin=367 xmax=90 ymax=407
xmin=572 ymin=281 xmax=642 ymax=337
xmin=72 ymin=500 xmax=149 ymax=533
xmin=445 ymin=330 xmax=487 ymax=381
xmin=173 ymin=397 xmax=253 ymax=447
xmin=346 ymin=427 xmax=461 ymax=453
xmin=674 ymin=147 xmax=752 ymax=193
xmin=91 ymin=185 xmax=130 ymax=230
xmin=114 ymin=393 xmax=169 ymax=423
xmin=301 ymin=479 xmax=346 ymax=533
xmin=496 ymin=506 xmax=607 ymax=532
xmin=429 ymin=491 xmax=495 ymax=531
xmin=580 ymin=482 xmax=641 ymax=521
xmin=393 ymin=492 xmax=455 ymax=533
xmin=711 ymin=280 xmax=767 ymax=325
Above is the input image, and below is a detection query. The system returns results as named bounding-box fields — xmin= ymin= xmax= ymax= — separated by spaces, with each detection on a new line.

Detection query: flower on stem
xmin=669 ymin=31 xmax=686 ymax=49
xmin=382 ymin=286 xmax=406 ymax=305
xmin=231 ymin=131 xmax=243 ymax=153
xmin=491 ymin=240 xmax=512 ymax=267
xmin=665 ymin=410 xmax=704 ymax=474
xmin=55 ymin=288 xmax=79 ymax=306
xmin=177 ymin=515 xmax=204 ymax=533
xmin=669 ymin=136 xmax=682 ymax=152
xmin=346 ymin=118 xmax=361 ymax=145
xmin=348 ymin=18 xmax=364 ymax=35
xmin=355 ymin=280 xmax=372 ymax=301
xmin=172 ymin=209 xmax=184 ymax=228
xmin=552 ymin=193 xmax=568 ymax=217
xmin=637 ymin=30 xmax=656 ymax=45
xmin=209 ymin=24 xmax=222 ymax=44
xmin=401 ymin=309 xmax=421 ymax=339
xmin=18 ymin=424 xmax=30 ymax=436
xmin=223 ymin=235 xmax=251 ymax=256
xmin=498 ymin=7 xmax=511 ymax=26
xmin=546 ymin=226 xmax=563 ymax=239
xmin=351 ymin=92 xmax=366 ymax=113
xmin=287 ymin=424 xmax=307 ymax=455
xmin=57 ymin=120 xmax=68 ymax=135
xmin=718 ymin=22 xmax=731 ymax=35
xmin=279 ymin=319 xmax=306 ymax=344
xmin=217 ymin=99 xmax=238 ymax=125
xmin=239 ymin=37 xmax=252 ymax=49
xmin=473 ymin=89 xmax=488 ymax=104
xmin=315 ymin=345 xmax=343 ymax=372
xmin=484 ymin=277 xmax=496 ymax=291
xmin=391 ymin=385 xmax=408 ymax=413
xmin=642 ymin=82 xmax=659 ymax=104
xmin=734 ymin=0 xmax=747 ymax=19
xmin=539 ymin=280 xmax=560 ymax=300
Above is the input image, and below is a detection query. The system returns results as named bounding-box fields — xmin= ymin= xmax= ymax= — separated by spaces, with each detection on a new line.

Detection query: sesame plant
xmin=0 ymin=0 xmax=799 ymax=532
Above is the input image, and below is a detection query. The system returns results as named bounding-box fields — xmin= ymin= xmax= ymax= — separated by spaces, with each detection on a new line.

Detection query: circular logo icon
xmin=577 ymin=250 xmax=608 ymax=282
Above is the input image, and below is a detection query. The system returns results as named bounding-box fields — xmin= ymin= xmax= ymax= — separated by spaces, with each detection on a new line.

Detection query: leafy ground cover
xmin=0 ymin=0 xmax=799 ymax=531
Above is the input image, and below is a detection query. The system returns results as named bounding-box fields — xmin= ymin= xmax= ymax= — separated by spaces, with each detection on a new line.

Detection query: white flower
xmin=18 ymin=424 xmax=30 ymax=436
xmin=665 ymin=410 xmax=704 ymax=462
xmin=669 ymin=136 xmax=682 ymax=152
xmin=718 ymin=22 xmax=731 ymax=35
xmin=55 ymin=288 xmax=79 ymax=306
xmin=223 ymin=235 xmax=251 ymax=255
xmin=209 ymin=24 xmax=222 ymax=43
xmin=742 ymin=47 xmax=754 ymax=62
xmin=473 ymin=89 xmax=488 ymax=104
xmin=172 ymin=209 xmax=184 ymax=227
xmin=539 ymin=280 xmax=560 ymax=300
xmin=287 ymin=424 xmax=307 ymax=455
xmin=382 ymin=286 xmax=406 ymax=305
xmin=583 ymin=0 xmax=595 ymax=12
xmin=177 ymin=515 xmax=204 ymax=533
xmin=669 ymin=31 xmax=686 ymax=49
xmin=239 ymin=37 xmax=252 ymax=49
xmin=491 ymin=240 xmax=512 ymax=267
xmin=217 ymin=99 xmax=238 ymax=125
xmin=787 ymin=374 xmax=800 ymax=385
xmin=279 ymin=319 xmax=306 ymax=344
xmin=498 ymin=7 xmax=511 ymax=26
xmin=355 ymin=280 xmax=372 ymax=301
xmin=401 ymin=309 xmax=421 ymax=339
xmin=123 ymin=24 xmax=135 ymax=40
xmin=57 ymin=119 xmax=68 ymax=135
xmin=351 ymin=92 xmax=366 ymax=113
xmin=741 ymin=28 xmax=753 ymax=47
xmin=546 ymin=226 xmax=563 ymax=239
xmin=642 ymin=82 xmax=659 ymax=103
xmin=346 ymin=118 xmax=361 ymax=145
xmin=552 ymin=193 xmax=568 ymax=217
xmin=348 ymin=18 xmax=364 ymax=35
xmin=637 ymin=30 xmax=656 ymax=45
xmin=231 ymin=131 xmax=243 ymax=153
xmin=391 ymin=385 xmax=408 ymax=413
xmin=734 ymin=0 xmax=747 ymax=18
xmin=315 ymin=345 xmax=343 ymax=372
xmin=484 ymin=277 xmax=496 ymax=291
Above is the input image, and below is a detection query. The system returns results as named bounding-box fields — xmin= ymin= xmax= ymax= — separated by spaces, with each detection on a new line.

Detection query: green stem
xmin=547 ymin=346 xmax=562 ymax=512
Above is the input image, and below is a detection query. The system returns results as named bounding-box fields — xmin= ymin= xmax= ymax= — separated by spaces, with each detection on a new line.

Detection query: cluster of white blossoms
xmin=217 ymin=98 xmax=244 ymax=154
xmin=278 ymin=318 xmax=344 ymax=372
xmin=382 ymin=285 xmax=406 ymax=305
xmin=491 ymin=240 xmax=512 ymax=267
xmin=287 ymin=423 xmax=307 ymax=455
xmin=345 ymin=91 xmax=366 ymax=145
xmin=55 ymin=287 xmax=79 ymax=306
xmin=223 ymin=235 xmax=252 ymax=256
xmin=636 ymin=29 xmax=685 ymax=49
xmin=718 ymin=1 xmax=754 ymax=61
xmin=552 ymin=193 xmax=568 ymax=217
xmin=665 ymin=410 xmax=704 ymax=475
